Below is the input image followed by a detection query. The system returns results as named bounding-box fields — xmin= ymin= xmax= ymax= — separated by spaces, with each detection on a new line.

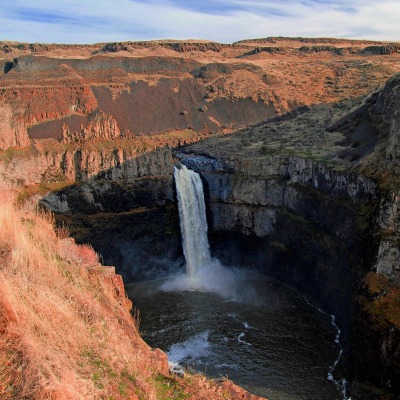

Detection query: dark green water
xmin=126 ymin=271 xmax=344 ymax=400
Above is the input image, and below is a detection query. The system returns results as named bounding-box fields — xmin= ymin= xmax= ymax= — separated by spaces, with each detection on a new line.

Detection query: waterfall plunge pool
xmin=126 ymin=272 xmax=344 ymax=400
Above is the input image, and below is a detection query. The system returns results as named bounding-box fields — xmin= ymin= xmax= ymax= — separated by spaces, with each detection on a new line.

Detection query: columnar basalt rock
xmin=0 ymin=102 xmax=29 ymax=150
xmin=0 ymin=146 xmax=174 ymax=187
xmin=61 ymin=110 xmax=121 ymax=143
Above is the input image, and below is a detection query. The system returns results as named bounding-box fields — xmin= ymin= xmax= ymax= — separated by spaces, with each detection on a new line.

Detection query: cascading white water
xmin=161 ymin=163 xmax=238 ymax=296
xmin=174 ymin=164 xmax=211 ymax=277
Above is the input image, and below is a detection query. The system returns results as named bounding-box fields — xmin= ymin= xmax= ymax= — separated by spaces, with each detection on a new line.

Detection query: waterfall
xmin=162 ymin=163 xmax=238 ymax=297
xmin=174 ymin=164 xmax=211 ymax=276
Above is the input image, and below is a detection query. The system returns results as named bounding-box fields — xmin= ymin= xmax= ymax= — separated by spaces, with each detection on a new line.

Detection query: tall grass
xmin=0 ymin=190 xmax=156 ymax=399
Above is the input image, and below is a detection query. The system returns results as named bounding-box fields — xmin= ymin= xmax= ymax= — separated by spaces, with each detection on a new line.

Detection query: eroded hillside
xmin=1 ymin=37 xmax=400 ymax=150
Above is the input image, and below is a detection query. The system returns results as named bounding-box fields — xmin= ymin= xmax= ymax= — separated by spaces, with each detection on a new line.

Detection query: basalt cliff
xmin=1 ymin=37 xmax=400 ymax=399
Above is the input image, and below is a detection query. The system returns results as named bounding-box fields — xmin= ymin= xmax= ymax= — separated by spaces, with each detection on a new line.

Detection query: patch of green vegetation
xmin=280 ymin=207 xmax=309 ymax=226
xmin=360 ymin=272 xmax=400 ymax=329
xmin=0 ymin=145 xmax=36 ymax=165
xmin=39 ymin=181 xmax=72 ymax=194
xmin=81 ymin=349 xmax=119 ymax=389
xmin=121 ymin=371 xmax=136 ymax=382
xmin=16 ymin=181 xmax=73 ymax=205
xmin=92 ymin=372 xmax=105 ymax=389
xmin=118 ymin=382 xmax=128 ymax=396
xmin=155 ymin=374 xmax=190 ymax=400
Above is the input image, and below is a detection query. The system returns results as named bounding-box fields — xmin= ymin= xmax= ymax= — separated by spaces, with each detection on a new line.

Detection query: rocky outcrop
xmin=362 ymin=44 xmax=400 ymax=55
xmin=330 ymin=73 xmax=400 ymax=165
xmin=240 ymin=46 xmax=285 ymax=57
xmin=0 ymin=101 xmax=29 ymax=150
xmin=0 ymin=83 xmax=98 ymax=143
xmin=11 ymin=55 xmax=202 ymax=76
xmin=373 ymin=192 xmax=400 ymax=278
xmin=61 ymin=110 xmax=121 ymax=143
xmin=98 ymin=41 xmax=242 ymax=54
xmin=100 ymin=42 xmax=129 ymax=53
xmin=0 ymin=145 xmax=174 ymax=187
xmin=374 ymin=74 xmax=400 ymax=163
xmin=298 ymin=45 xmax=349 ymax=55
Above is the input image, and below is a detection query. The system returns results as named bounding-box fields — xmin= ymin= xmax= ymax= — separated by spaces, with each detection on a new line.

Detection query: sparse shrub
xmin=75 ymin=243 xmax=99 ymax=265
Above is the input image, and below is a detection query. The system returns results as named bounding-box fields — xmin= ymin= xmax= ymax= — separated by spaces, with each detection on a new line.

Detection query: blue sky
xmin=1 ymin=0 xmax=399 ymax=44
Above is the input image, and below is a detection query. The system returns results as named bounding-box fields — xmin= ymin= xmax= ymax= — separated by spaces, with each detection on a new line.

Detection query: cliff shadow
xmin=38 ymin=145 xmax=185 ymax=282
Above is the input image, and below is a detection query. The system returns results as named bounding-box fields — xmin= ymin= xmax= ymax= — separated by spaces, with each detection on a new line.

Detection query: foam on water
xmin=167 ymin=331 xmax=210 ymax=364
xmin=303 ymin=298 xmax=350 ymax=400
xmin=238 ymin=332 xmax=251 ymax=346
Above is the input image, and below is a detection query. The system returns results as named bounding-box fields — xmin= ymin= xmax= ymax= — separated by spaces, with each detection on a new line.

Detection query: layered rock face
xmin=38 ymin=148 xmax=180 ymax=281
xmin=0 ymin=143 xmax=180 ymax=281
xmin=0 ymin=101 xmax=29 ymax=150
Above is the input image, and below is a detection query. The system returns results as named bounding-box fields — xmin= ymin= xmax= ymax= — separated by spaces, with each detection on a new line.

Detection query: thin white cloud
xmin=0 ymin=0 xmax=399 ymax=43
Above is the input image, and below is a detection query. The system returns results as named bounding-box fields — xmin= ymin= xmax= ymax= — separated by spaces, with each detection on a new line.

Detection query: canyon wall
xmin=178 ymin=149 xmax=400 ymax=396
xmin=179 ymin=153 xmax=378 ymax=320
xmin=0 ymin=143 xmax=180 ymax=280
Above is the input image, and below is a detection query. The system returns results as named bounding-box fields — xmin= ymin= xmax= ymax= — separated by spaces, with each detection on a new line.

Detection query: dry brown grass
xmin=0 ymin=189 xmax=157 ymax=399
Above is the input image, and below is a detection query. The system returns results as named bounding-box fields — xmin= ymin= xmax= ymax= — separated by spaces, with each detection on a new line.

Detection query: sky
xmin=1 ymin=0 xmax=400 ymax=44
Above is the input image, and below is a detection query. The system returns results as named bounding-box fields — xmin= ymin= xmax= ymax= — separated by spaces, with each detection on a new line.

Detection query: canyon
xmin=1 ymin=37 xmax=400 ymax=399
